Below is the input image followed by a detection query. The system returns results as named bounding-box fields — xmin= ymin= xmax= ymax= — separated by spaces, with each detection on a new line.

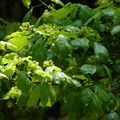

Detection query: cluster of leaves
xmin=0 ymin=0 xmax=120 ymax=119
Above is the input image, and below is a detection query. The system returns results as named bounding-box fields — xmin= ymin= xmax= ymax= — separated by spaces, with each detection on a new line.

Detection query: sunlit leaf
xmin=50 ymin=0 xmax=64 ymax=6
xmin=111 ymin=25 xmax=120 ymax=35
xmin=21 ymin=0 xmax=31 ymax=8
xmin=27 ymin=86 xmax=40 ymax=107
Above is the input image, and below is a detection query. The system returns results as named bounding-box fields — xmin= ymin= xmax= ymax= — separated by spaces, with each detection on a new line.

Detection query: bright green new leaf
xmin=89 ymin=93 xmax=103 ymax=114
xmin=23 ymin=7 xmax=33 ymax=22
xmin=107 ymin=112 xmax=120 ymax=120
xmin=21 ymin=0 xmax=31 ymax=8
xmin=55 ymin=35 xmax=72 ymax=56
xmin=2 ymin=53 xmax=18 ymax=64
xmin=81 ymin=64 xmax=96 ymax=75
xmin=111 ymin=25 xmax=120 ymax=35
xmin=94 ymin=42 xmax=110 ymax=63
xmin=16 ymin=71 xmax=32 ymax=94
xmin=39 ymin=82 xmax=56 ymax=107
xmin=79 ymin=88 xmax=93 ymax=106
xmin=8 ymin=36 xmax=28 ymax=51
xmin=27 ymin=86 xmax=40 ymax=107
xmin=17 ymin=93 xmax=29 ymax=107
xmin=50 ymin=0 xmax=64 ymax=6
xmin=32 ymin=41 xmax=47 ymax=66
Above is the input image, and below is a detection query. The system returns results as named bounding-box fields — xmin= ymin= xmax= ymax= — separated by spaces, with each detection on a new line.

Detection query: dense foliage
xmin=0 ymin=0 xmax=120 ymax=119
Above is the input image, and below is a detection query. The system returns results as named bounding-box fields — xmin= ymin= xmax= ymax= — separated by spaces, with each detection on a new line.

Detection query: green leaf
xmin=55 ymin=35 xmax=72 ymax=56
xmin=0 ymin=73 xmax=8 ymax=79
xmin=58 ymin=83 xmax=70 ymax=102
xmin=89 ymin=93 xmax=103 ymax=114
xmin=103 ymin=8 xmax=115 ymax=17
xmin=32 ymin=41 xmax=47 ymax=66
xmin=21 ymin=0 xmax=31 ymax=8
xmin=95 ymin=86 xmax=109 ymax=103
xmin=27 ymin=86 xmax=40 ymax=107
xmin=81 ymin=64 xmax=96 ymax=75
xmin=107 ymin=112 xmax=120 ymax=120
xmin=16 ymin=71 xmax=32 ymax=94
xmin=39 ymin=82 xmax=56 ymax=107
xmin=79 ymin=88 xmax=93 ymax=106
xmin=52 ymin=72 xmax=66 ymax=84
xmin=68 ymin=96 xmax=82 ymax=120
xmin=8 ymin=36 xmax=28 ymax=51
xmin=50 ymin=0 xmax=64 ymax=6
xmin=23 ymin=7 xmax=33 ymax=22
xmin=17 ymin=93 xmax=29 ymax=107
xmin=115 ymin=8 xmax=120 ymax=17
xmin=111 ymin=25 xmax=120 ymax=35
xmin=52 ymin=7 xmax=72 ymax=19
xmin=79 ymin=5 xmax=93 ymax=24
xmin=71 ymin=38 xmax=89 ymax=51
xmin=94 ymin=42 xmax=110 ymax=63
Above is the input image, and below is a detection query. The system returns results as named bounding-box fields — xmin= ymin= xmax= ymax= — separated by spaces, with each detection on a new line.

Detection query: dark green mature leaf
xmin=16 ymin=71 xmax=32 ymax=94
xmin=107 ymin=112 xmax=120 ymax=120
xmin=68 ymin=96 xmax=82 ymax=120
xmin=111 ymin=25 xmax=120 ymax=35
xmin=103 ymin=8 xmax=115 ymax=17
xmin=21 ymin=0 xmax=31 ymax=8
xmin=17 ymin=93 xmax=29 ymax=107
xmin=32 ymin=41 xmax=47 ymax=66
xmin=81 ymin=64 xmax=96 ymax=75
xmin=95 ymin=87 xmax=109 ymax=102
xmin=94 ymin=42 xmax=110 ymax=63
xmin=79 ymin=5 xmax=93 ymax=24
xmin=71 ymin=38 xmax=89 ymax=51
xmin=8 ymin=36 xmax=28 ymax=51
xmin=27 ymin=86 xmax=40 ymax=107
xmin=79 ymin=88 xmax=93 ymax=106
xmin=89 ymin=93 xmax=102 ymax=114
xmin=39 ymin=82 xmax=56 ymax=107
xmin=55 ymin=35 xmax=72 ymax=56
xmin=23 ymin=7 xmax=33 ymax=22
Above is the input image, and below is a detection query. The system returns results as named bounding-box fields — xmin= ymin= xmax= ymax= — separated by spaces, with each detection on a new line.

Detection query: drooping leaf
xmin=107 ymin=112 xmax=120 ymax=120
xmin=50 ymin=0 xmax=64 ymax=6
xmin=94 ymin=42 xmax=110 ymax=63
xmin=39 ymin=82 xmax=56 ymax=107
xmin=27 ymin=86 xmax=40 ymax=107
xmin=79 ymin=88 xmax=93 ymax=106
xmin=17 ymin=93 xmax=29 ymax=107
xmin=89 ymin=93 xmax=103 ymax=114
xmin=16 ymin=71 xmax=32 ymax=94
xmin=8 ymin=36 xmax=28 ymax=51
xmin=55 ymin=35 xmax=72 ymax=56
xmin=23 ymin=7 xmax=33 ymax=22
xmin=68 ymin=96 xmax=82 ymax=120
xmin=21 ymin=0 xmax=31 ymax=8
xmin=81 ymin=64 xmax=96 ymax=75
xmin=31 ymin=41 xmax=47 ymax=66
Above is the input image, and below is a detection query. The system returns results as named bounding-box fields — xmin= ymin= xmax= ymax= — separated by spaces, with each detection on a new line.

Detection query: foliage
xmin=0 ymin=0 xmax=120 ymax=119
